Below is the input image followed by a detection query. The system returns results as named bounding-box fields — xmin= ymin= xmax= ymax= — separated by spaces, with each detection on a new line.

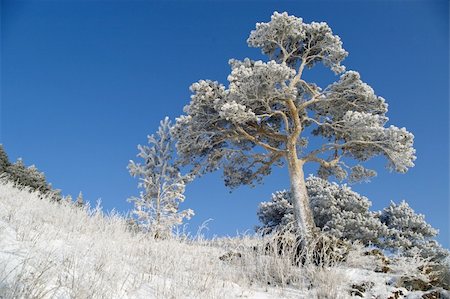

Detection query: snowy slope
xmin=0 ymin=181 xmax=447 ymax=298
xmin=0 ymin=182 xmax=308 ymax=298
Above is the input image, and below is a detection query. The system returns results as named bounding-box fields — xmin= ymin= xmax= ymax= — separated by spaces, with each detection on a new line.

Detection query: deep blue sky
xmin=1 ymin=0 xmax=448 ymax=247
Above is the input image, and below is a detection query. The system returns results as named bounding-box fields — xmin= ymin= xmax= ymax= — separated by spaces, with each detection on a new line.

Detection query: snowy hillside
xmin=0 ymin=182 xmax=448 ymax=299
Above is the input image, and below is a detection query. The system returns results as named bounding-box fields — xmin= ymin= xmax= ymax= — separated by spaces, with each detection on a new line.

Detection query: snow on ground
xmin=0 ymin=182 xmax=310 ymax=298
xmin=0 ymin=181 xmax=447 ymax=298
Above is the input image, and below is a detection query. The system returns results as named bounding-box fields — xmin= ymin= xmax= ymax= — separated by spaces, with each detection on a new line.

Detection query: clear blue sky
xmin=1 ymin=0 xmax=448 ymax=247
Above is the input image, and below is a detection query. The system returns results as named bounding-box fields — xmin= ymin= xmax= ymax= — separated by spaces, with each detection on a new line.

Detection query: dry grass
xmin=0 ymin=181 xmax=348 ymax=298
xmin=2 ymin=181 xmax=439 ymax=298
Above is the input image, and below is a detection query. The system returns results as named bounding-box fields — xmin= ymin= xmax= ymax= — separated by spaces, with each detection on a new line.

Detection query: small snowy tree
xmin=173 ymin=12 xmax=416 ymax=240
xmin=257 ymin=176 xmax=388 ymax=246
xmin=75 ymin=191 xmax=84 ymax=208
xmin=380 ymin=201 xmax=448 ymax=260
xmin=0 ymin=144 xmax=11 ymax=173
xmin=63 ymin=194 xmax=73 ymax=204
xmin=128 ymin=117 xmax=194 ymax=239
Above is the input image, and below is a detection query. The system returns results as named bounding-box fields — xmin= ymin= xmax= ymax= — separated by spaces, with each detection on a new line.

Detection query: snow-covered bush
xmin=258 ymin=178 xmax=449 ymax=275
xmin=257 ymin=190 xmax=294 ymax=234
xmin=257 ymin=176 xmax=388 ymax=246
xmin=380 ymin=201 xmax=436 ymax=249
xmin=128 ymin=117 xmax=194 ymax=238
xmin=380 ymin=201 xmax=449 ymax=262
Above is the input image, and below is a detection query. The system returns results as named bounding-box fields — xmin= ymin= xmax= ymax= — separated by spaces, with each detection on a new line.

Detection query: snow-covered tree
xmin=63 ymin=194 xmax=73 ymax=204
xmin=7 ymin=159 xmax=52 ymax=194
xmin=6 ymin=158 xmax=27 ymax=183
xmin=76 ymin=191 xmax=84 ymax=207
xmin=0 ymin=145 xmax=11 ymax=173
xmin=0 ymin=146 xmax=62 ymax=201
xmin=380 ymin=201 xmax=448 ymax=260
xmin=257 ymin=190 xmax=294 ymax=234
xmin=257 ymin=176 xmax=388 ymax=246
xmin=128 ymin=117 xmax=194 ymax=239
xmin=259 ymin=185 xmax=448 ymax=261
xmin=173 ymin=12 xmax=416 ymax=239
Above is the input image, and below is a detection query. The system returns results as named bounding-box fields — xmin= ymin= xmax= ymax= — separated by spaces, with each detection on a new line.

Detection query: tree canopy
xmin=173 ymin=12 xmax=416 ymax=238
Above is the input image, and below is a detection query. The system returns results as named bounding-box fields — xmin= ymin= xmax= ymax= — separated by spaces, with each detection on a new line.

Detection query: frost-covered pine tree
xmin=7 ymin=158 xmax=52 ymax=193
xmin=257 ymin=190 xmax=294 ymax=234
xmin=173 ymin=12 xmax=416 ymax=240
xmin=0 ymin=147 xmax=62 ymax=200
xmin=0 ymin=145 xmax=11 ymax=174
xmin=6 ymin=158 xmax=27 ymax=184
xmin=128 ymin=117 xmax=194 ymax=239
xmin=63 ymin=194 xmax=73 ymax=204
xmin=257 ymin=176 xmax=388 ymax=246
xmin=76 ymin=191 xmax=84 ymax=207
xmin=380 ymin=201 xmax=449 ymax=260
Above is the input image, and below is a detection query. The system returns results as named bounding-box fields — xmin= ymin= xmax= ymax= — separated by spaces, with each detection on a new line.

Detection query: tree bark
xmin=287 ymin=153 xmax=316 ymax=241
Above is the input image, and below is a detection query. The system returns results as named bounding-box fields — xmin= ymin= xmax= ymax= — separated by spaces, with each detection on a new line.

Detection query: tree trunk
xmin=287 ymin=155 xmax=316 ymax=241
